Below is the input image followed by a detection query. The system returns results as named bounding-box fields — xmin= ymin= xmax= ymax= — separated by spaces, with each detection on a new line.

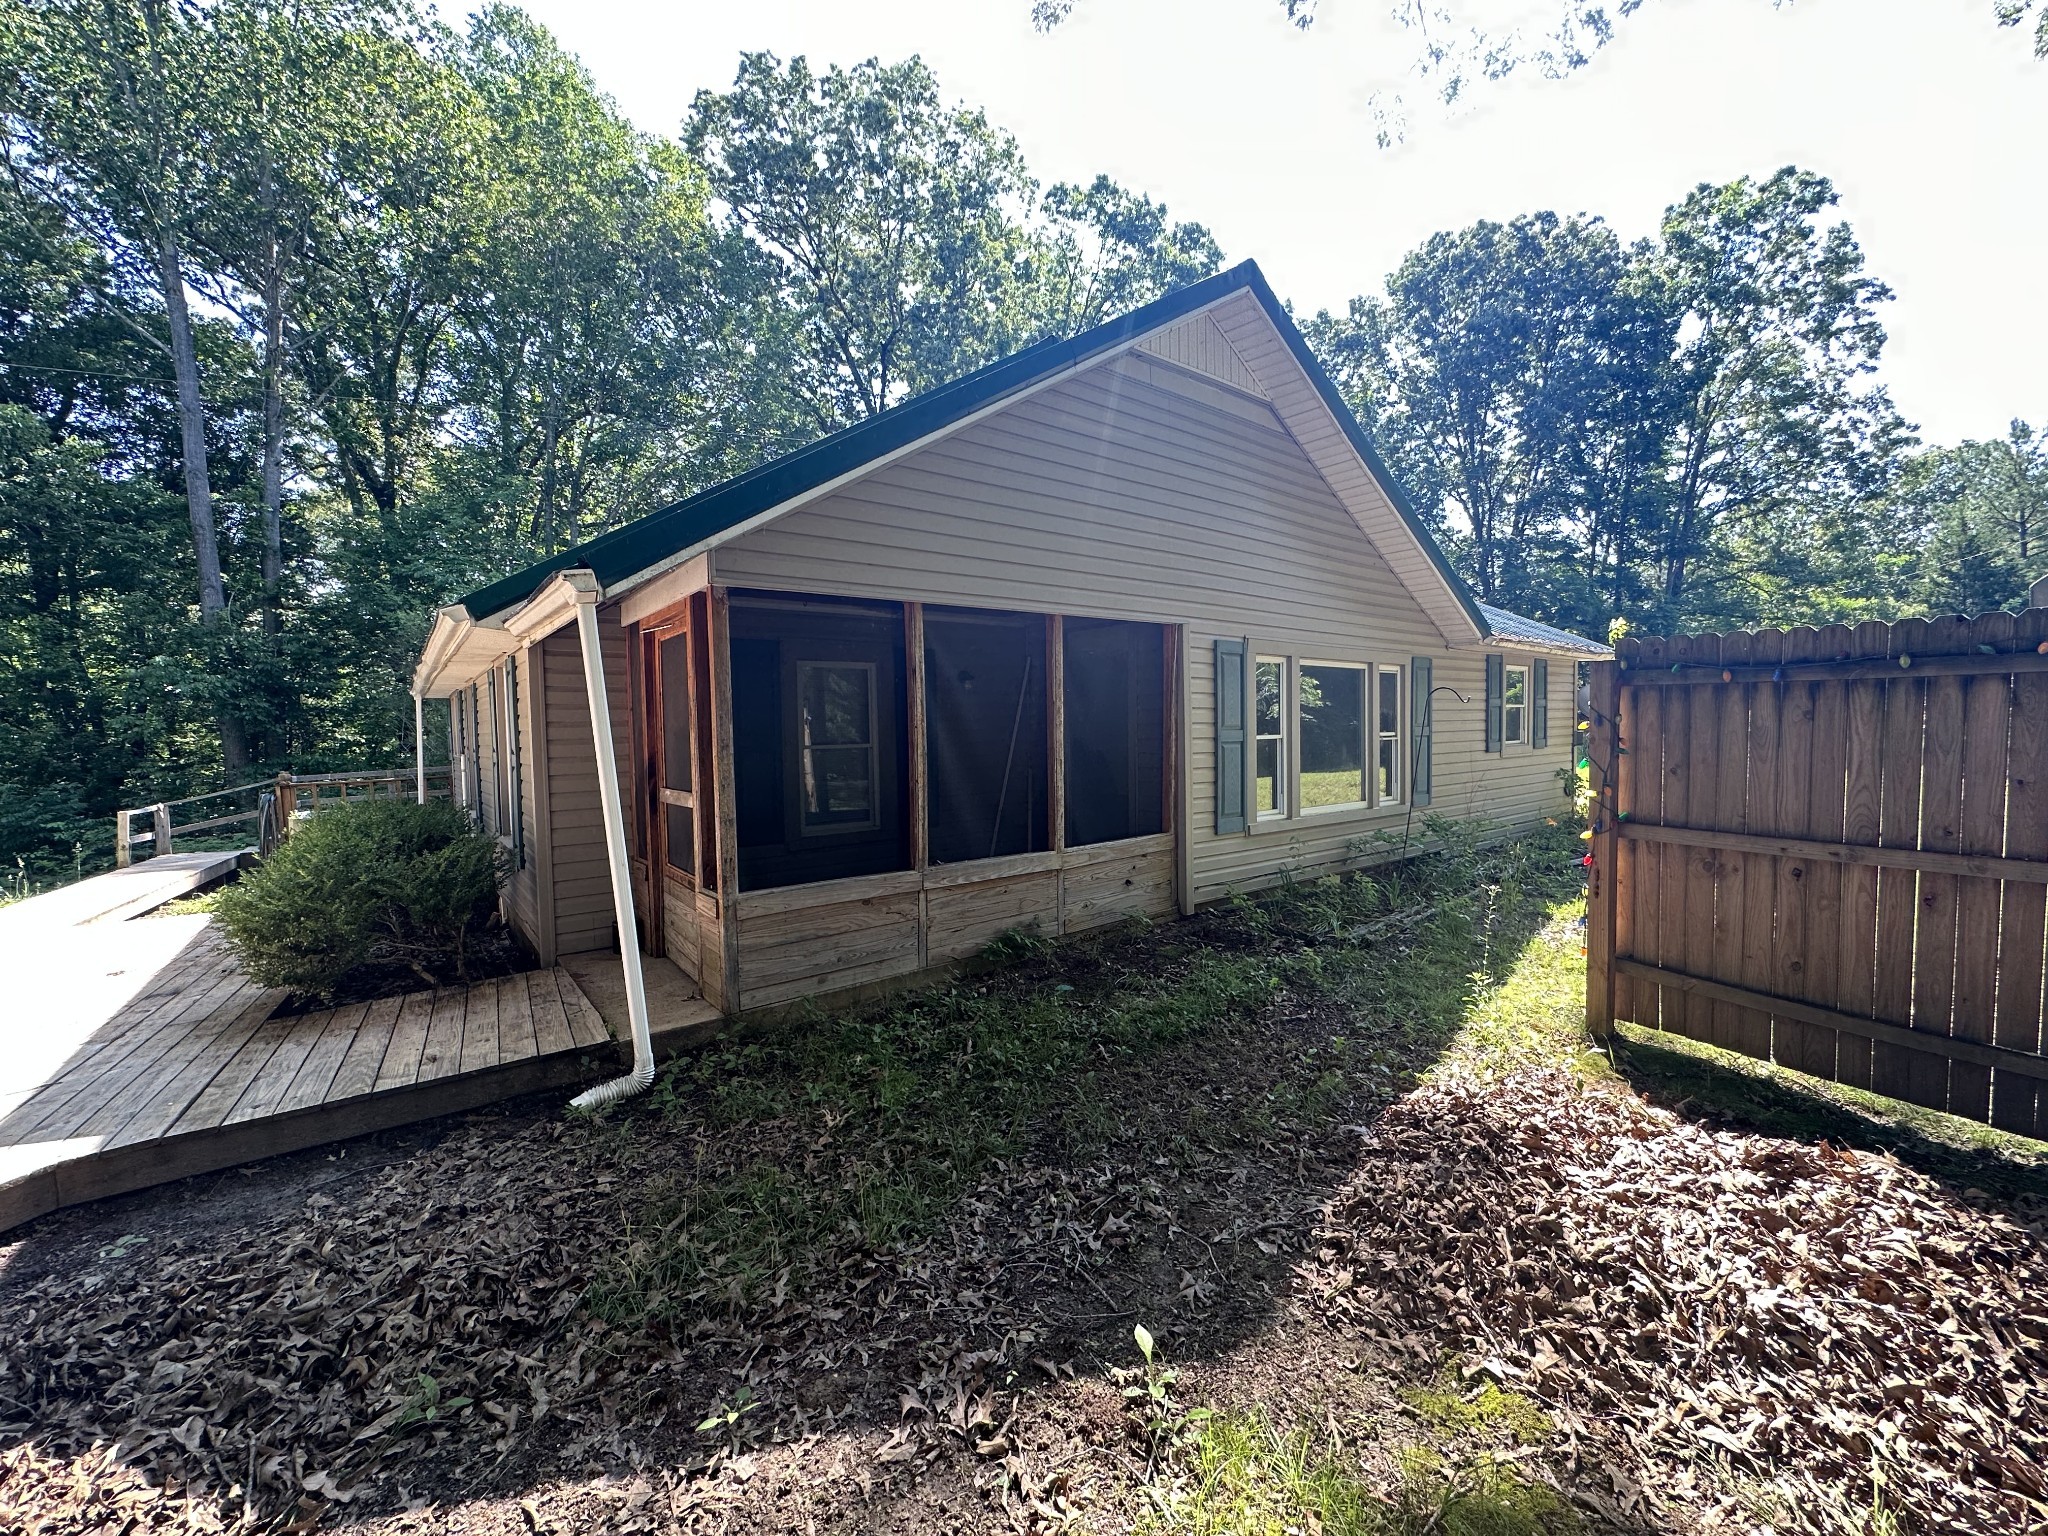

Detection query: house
xmin=408 ymin=260 xmax=1608 ymax=1057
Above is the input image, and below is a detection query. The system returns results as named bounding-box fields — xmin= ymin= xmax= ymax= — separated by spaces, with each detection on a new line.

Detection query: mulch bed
xmin=2 ymin=904 xmax=2045 ymax=1535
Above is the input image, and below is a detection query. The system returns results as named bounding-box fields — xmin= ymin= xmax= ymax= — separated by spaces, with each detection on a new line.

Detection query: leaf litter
xmin=1 ymin=829 xmax=2044 ymax=1535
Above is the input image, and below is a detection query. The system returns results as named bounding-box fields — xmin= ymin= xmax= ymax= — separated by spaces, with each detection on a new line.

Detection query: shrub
xmin=215 ymin=798 xmax=508 ymax=999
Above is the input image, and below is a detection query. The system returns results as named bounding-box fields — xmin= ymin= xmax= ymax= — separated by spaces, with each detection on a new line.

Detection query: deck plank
xmin=373 ymin=991 xmax=437 ymax=1092
xmin=223 ymin=1007 xmax=333 ymax=1126
xmin=415 ymin=988 xmax=469 ymax=1082
xmin=555 ymin=969 xmax=611 ymax=1049
xmin=459 ymin=979 xmax=501 ymax=1074
xmin=274 ymin=1003 xmax=368 ymax=1116
xmin=497 ymin=971 xmax=538 ymax=1063
xmin=327 ymin=996 xmax=402 ymax=1102
xmin=52 ymin=964 xmax=266 ymax=1142
xmin=173 ymin=1009 xmax=301 ymax=1135
xmin=104 ymin=987 xmax=284 ymax=1149
xmin=2 ymin=939 xmax=245 ymax=1143
xmin=529 ymin=969 xmax=575 ymax=1056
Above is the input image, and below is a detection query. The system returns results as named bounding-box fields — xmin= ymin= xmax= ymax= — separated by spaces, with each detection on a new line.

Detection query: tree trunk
xmin=259 ymin=155 xmax=285 ymax=639
xmin=154 ymin=222 xmax=250 ymax=774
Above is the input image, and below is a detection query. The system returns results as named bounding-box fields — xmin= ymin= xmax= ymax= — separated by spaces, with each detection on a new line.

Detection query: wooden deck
xmin=0 ymin=864 xmax=637 ymax=1234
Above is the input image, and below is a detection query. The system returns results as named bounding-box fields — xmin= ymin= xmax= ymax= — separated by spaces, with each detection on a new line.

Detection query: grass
xmin=587 ymin=820 xmax=1589 ymax=1329
xmin=1141 ymin=1410 xmax=1580 ymax=1536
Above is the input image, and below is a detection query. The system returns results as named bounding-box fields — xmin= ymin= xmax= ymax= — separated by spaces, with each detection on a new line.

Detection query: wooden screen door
xmin=640 ymin=598 xmax=714 ymax=959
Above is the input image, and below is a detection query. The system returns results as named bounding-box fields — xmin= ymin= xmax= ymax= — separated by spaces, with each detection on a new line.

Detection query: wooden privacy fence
xmin=1585 ymin=611 xmax=2048 ymax=1139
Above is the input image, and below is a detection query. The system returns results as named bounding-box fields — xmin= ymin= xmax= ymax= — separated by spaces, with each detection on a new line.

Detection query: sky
xmin=496 ymin=0 xmax=2047 ymax=449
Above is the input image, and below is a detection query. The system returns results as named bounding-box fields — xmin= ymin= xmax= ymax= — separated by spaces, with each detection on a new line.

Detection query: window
xmin=926 ymin=608 xmax=1050 ymax=864
xmin=1254 ymin=657 xmax=1288 ymax=818
xmin=1063 ymin=618 xmax=1166 ymax=846
xmin=1377 ymin=665 xmax=1402 ymax=804
xmin=1504 ymin=665 xmax=1529 ymax=745
xmin=1298 ymin=662 xmax=1365 ymax=809
xmin=798 ymin=661 xmax=878 ymax=833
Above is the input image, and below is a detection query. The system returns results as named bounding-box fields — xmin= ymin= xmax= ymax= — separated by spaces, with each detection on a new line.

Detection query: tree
xmin=1652 ymin=169 xmax=1908 ymax=626
xmin=3 ymin=0 xmax=253 ymax=764
xmin=1305 ymin=212 xmax=1676 ymax=632
xmin=1030 ymin=175 xmax=1225 ymax=335
xmin=686 ymin=53 xmax=1042 ymax=430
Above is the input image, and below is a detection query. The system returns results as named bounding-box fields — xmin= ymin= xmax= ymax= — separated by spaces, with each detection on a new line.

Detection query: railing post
xmin=116 ymin=808 xmax=133 ymax=868
xmin=152 ymin=802 xmax=173 ymax=861
xmin=276 ymin=771 xmax=297 ymax=836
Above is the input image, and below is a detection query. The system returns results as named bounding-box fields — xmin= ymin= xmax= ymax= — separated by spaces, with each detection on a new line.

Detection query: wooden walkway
xmin=0 ymin=868 xmax=628 ymax=1234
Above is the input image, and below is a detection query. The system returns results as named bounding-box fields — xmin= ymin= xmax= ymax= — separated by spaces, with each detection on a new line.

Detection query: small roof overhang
xmin=1475 ymin=603 xmax=1613 ymax=660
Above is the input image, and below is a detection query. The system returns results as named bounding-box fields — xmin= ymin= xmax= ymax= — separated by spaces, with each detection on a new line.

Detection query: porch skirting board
xmin=726 ymin=833 xmax=1175 ymax=1013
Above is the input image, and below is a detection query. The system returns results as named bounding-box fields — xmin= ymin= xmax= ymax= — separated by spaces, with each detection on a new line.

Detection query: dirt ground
xmin=4 ymin=837 xmax=2046 ymax=1536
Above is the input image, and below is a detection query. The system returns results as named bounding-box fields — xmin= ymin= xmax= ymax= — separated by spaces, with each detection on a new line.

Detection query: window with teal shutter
xmin=1532 ymin=659 xmax=1550 ymax=748
xmin=1214 ymin=638 xmax=1247 ymax=833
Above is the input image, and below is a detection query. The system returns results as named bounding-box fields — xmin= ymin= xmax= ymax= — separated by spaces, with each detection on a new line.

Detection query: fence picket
xmin=1995 ymin=610 xmax=2048 ymax=1136
xmin=1772 ymin=628 xmax=1826 ymax=1073
xmin=1680 ymin=635 xmax=1723 ymax=1043
xmin=1835 ymin=620 xmax=1891 ymax=1090
xmin=1727 ymin=631 xmax=1779 ymax=1060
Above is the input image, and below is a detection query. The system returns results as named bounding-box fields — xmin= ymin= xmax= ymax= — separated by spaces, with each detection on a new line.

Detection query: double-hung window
xmin=1377 ymin=664 xmax=1402 ymax=803
xmin=1254 ymin=656 xmax=1289 ymax=818
xmin=1298 ymin=662 xmax=1366 ymax=810
xmin=1504 ymin=665 xmax=1529 ymax=746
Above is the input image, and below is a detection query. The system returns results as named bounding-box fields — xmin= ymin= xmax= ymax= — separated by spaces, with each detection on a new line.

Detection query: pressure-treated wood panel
xmin=1602 ymin=615 xmax=2048 ymax=1131
xmin=740 ymin=891 xmax=924 ymax=1005
xmin=1063 ymin=844 xmax=1177 ymax=931
xmin=927 ymin=871 xmax=1061 ymax=962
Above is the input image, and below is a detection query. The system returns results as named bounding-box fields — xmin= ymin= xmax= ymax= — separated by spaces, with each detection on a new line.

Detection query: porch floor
xmin=0 ymin=863 xmax=629 ymax=1234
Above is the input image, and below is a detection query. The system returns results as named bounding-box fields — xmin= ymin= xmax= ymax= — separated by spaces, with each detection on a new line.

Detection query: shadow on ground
xmin=0 ymin=828 xmax=1582 ymax=1535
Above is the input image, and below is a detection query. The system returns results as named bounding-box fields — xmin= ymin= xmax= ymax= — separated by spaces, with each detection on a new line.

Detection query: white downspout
xmin=414 ymin=692 xmax=427 ymax=804
xmin=566 ymin=581 xmax=656 ymax=1110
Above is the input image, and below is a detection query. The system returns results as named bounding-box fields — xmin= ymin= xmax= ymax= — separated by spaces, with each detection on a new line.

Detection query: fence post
xmin=116 ymin=809 xmax=133 ymax=867
xmin=1585 ymin=659 xmax=1620 ymax=1041
xmin=152 ymin=802 xmax=173 ymax=861
xmin=276 ymin=771 xmax=298 ymax=836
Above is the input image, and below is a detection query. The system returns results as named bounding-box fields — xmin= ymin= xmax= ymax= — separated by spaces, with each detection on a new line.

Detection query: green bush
xmin=214 ymin=798 xmax=508 ymax=999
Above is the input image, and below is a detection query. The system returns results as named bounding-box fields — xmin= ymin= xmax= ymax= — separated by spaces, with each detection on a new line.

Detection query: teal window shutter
xmin=1215 ymin=638 xmax=1247 ymax=833
xmin=1410 ymin=656 xmax=1433 ymax=806
xmin=1532 ymin=659 xmax=1549 ymax=748
xmin=1485 ymin=653 xmax=1504 ymax=753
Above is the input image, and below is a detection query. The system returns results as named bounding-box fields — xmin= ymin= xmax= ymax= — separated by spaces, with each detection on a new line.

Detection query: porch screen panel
xmin=729 ymin=594 xmax=910 ymax=891
xmin=1063 ymin=618 xmax=1166 ymax=847
xmin=659 ymin=632 xmax=694 ymax=874
xmin=925 ymin=608 xmax=1050 ymax=865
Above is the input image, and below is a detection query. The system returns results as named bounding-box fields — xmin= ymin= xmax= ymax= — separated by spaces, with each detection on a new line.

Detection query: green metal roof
xmin=458 ymin=260 xmax=1488 ymax=636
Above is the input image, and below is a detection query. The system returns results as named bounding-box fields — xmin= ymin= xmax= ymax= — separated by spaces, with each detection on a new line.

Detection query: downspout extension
xmin=565 ymin=579 xmax=657 ymax=1110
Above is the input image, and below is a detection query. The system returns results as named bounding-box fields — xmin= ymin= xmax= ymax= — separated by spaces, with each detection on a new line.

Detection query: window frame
xmin=1295 ymin=658 xmax=1369 ymax=815
xmin=1253 ymin=654 xmax=1290 ymax=821
xmin=1376 ymin=662 xmax=1404 ymax=806
xmin=795 ymin=657 xmax=881 ymax=838
xmin=1504 ymin=663 xmax=1529 ymax=747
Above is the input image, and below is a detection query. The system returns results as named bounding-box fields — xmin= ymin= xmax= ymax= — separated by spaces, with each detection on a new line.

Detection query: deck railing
xmin=115 ymin=766 xmax=454 ymax=866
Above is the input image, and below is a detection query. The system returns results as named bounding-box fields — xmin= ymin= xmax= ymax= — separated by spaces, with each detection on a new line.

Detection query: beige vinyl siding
xmin=539 ymin=614 xmax=633 ymax=955
xmin=1133 ymin=311 xmax=1266 ymax=398
xmin=502 ymin=647 xmax=543 ymax=948
xmin=714 ymin=349 xmax=1577 ymax=907
xmin=1186 ymin=640 xmax=1571 ymax=902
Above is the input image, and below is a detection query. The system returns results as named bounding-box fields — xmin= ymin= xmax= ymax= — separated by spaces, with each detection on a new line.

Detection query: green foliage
xmin=1140 ymin=1408 xmax=1580 ymax=1536
xmin=1401 ymin=1371 xmax=1555 ymax=1447
xmin=1306 ymin=169 xmax=1916 ymax=639
xmin=213 ymin=797 xmax=506 ymax=998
